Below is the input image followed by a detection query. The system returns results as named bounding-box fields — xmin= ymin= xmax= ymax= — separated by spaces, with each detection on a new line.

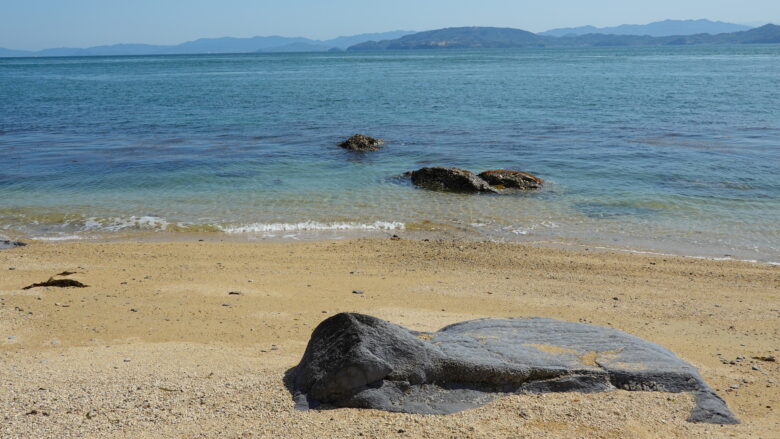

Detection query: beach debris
xmin=228 ymin=291 xmax=243 ymax=296
xmin=410 ymin=167 xmax=497 ymax=193
xmin=0 ymin=240 xmax=26 ymax=250
xmin=753 ymin=355 xmax=776 ymax=362
xmin=390 ymin=234 xmax=401 ymax=241
xmin=25 ymin=409 xmax=49 ymax=416
xmin=478 ymin=169 xmax=544 ymax=190
xmin=291 ymin=313 xmax=739 ymax=425
xmin=339 ymin=134 xmax=384 ymax=152
xmin=352 ymin=290 xmax=365 ymax=295
xmin=57 ymin=271 xmax=78 ymax=276
xmin=130 ymin=308 xmax=139 ymax=312
xmin=22 ymin=278 xmax=88 ymax=290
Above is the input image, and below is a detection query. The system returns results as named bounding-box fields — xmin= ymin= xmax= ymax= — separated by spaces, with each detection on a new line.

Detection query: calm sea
xmin=1 ymin=46 xmax=778 ymax=262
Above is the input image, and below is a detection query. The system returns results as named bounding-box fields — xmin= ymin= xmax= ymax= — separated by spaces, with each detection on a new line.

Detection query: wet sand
xmin=1 ymin=238 xmax=778 ymax=438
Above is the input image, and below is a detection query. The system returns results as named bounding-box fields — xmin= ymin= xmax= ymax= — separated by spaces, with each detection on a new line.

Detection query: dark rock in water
xmin=410 ymin=167 xmax=497 ymax=193
xmin=0 ymin=240 xmax=27 ymax=250
xmin=339 ymin=134 xmax=384 ymax=151
xmin=291 ymin=313 xmax=739 ymax=424
xmin=23 ymin=277 xmax=88 ymax=290
xmin=478 ymin=169 xmax=544 ymax=190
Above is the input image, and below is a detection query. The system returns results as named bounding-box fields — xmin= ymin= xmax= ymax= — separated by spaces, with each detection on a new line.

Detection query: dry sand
xmin=0 ymin=238 xmax=778 ymax=438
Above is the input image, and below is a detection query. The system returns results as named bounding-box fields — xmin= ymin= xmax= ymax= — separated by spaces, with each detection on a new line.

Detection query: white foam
xmin=219 ymin=221 xmax=405 ymax=234
xmin=570 ymin=244 xmax=779 ymax=266
xmin=32 ymin=235 xmax=84 ymax=242
xmin=81 ymin=216 xmax=170 ymax=232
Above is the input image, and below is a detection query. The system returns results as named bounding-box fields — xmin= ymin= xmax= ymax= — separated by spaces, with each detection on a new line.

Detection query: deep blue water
xmin=1 ymin=46 xmax=778 ymax=261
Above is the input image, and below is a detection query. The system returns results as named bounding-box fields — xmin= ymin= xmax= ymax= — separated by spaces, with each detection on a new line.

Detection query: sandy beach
xmin=1 ymin=238 xmax=777 ymax=438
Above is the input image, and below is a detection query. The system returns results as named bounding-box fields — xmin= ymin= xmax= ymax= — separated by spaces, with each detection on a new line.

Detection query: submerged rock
xmin=0 ymin=240 xmax=26 ymax=250
xmin=292 ymin=313 xmax=739 ymax=424
xmin=410 ymin=167 xmax=497 ymax=193
xmin=478 ymin=169 xmax=544 ymax=190
xmin=339 ymin=134 xmax=384 ymax=151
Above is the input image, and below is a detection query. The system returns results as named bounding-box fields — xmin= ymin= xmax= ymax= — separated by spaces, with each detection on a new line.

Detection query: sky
xmin=1 ymin=0 xmax=778 ymax=50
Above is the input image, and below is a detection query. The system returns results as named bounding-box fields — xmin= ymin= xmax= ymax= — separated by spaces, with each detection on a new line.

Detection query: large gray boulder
xmin=410 ymin=167 xmax=498 ymax=193
xmin=292 ymin=313 xmax=738 ymax=425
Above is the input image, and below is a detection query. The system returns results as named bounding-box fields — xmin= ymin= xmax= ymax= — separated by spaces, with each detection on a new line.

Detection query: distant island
xmin=1 ymin=20 xmax=778 ymax=58
xmin=0 ymin=30 xmax=415 ymax=58
xmin=348 ymin=24 xmax=780 ymax=50
xmin=540 ymin=19 xmax=751 ymax=37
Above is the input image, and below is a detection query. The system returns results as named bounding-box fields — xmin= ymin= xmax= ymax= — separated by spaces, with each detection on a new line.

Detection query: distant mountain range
xmin=1 ymin=20 xmax=778 ymax=58
xmin=348 ymin=24 xmax=780 ymax=50
xmin=540 ymin=19 xmax=751 ymax=37
xmin=0 ymin=30 xmax=415 ymax=58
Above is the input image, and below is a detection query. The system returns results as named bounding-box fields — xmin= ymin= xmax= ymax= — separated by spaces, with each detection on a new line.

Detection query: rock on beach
xmin=292 ymin=313 xmax=739 ymax=425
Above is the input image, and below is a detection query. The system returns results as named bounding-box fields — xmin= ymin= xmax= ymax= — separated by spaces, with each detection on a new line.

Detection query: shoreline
xmin=1 ymin=238 xmax=778 ymax=438
xmin=6 ymin=228 xmax=779 ymax=266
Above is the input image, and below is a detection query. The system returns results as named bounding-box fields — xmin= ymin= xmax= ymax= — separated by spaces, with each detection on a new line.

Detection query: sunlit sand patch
xmin=526 ymin=344 xmax=579 ymax=355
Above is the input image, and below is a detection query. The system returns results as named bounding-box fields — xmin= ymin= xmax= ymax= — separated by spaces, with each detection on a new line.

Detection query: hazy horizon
xmin=1 ymin=0 xmax=778 ymax=51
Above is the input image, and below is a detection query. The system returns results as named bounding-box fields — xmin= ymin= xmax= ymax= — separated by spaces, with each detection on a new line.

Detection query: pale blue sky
xmin=1 ymin=0 xmax=777 ymax=50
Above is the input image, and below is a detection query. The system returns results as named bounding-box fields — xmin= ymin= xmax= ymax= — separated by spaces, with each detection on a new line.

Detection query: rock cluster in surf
xmin=336 ymin=136 xmax=545 ymax=192
xmin=478 ymin=169 xmax=544 ymax=190
xmin=410 ymin=167 xmax=498 ymax=193
xmin=291 ymin=313 xmax=739 ymax=425
xmin=409 ymin=167 xmax=543 ymax=193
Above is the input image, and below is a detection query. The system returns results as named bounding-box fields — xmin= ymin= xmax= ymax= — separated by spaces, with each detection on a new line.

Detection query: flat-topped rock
xmin=292 ymin=313 xmax=738 ymax=424
xmin=410 ymin=167 xmax=497 ymax=193
xmin=339 ymin=134 xmax=384 ymax=151
xmin=478 ymin=169 xmax=544 ymax=190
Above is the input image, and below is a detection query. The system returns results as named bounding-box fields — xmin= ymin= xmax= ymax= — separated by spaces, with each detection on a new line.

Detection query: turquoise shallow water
xmin=0 ymin=46 xmax=778 ymax=261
